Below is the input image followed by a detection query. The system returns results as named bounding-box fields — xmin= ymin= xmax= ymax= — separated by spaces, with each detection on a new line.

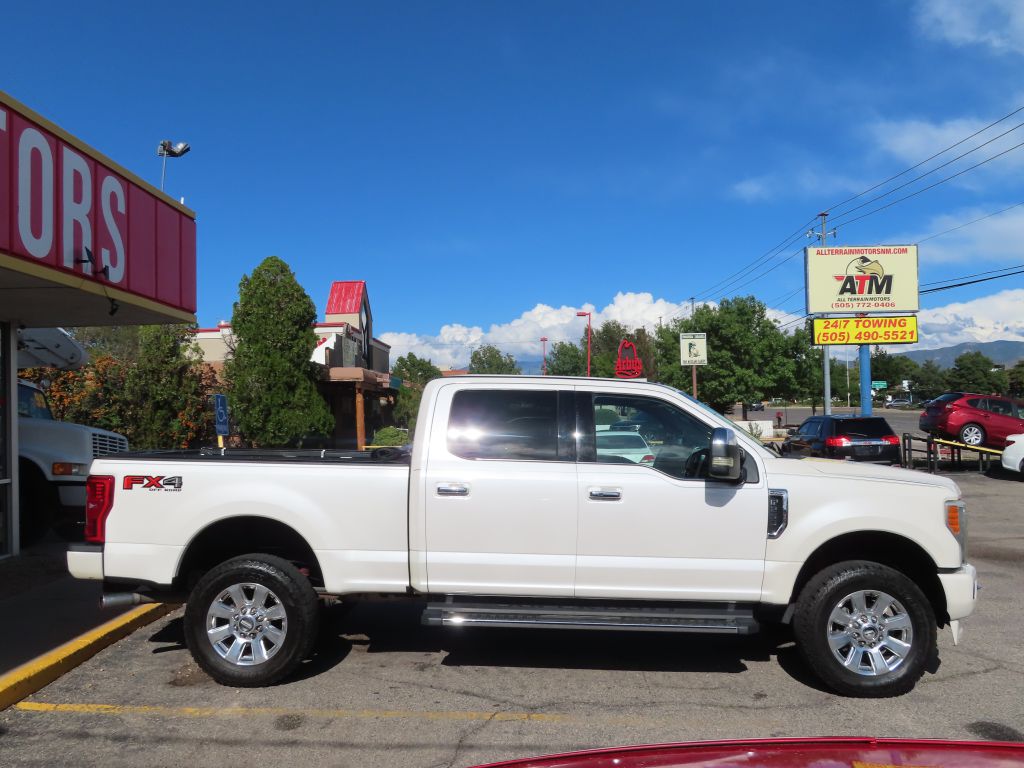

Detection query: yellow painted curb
xmin=0 ymin=603 xmax=175 ymax=711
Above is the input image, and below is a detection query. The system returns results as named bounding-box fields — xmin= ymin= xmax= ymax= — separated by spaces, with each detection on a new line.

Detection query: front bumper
xmin=939 ymin=563 xmax=979 ymax=622
xmin=67 ymin=543 xmax=103 ymax=580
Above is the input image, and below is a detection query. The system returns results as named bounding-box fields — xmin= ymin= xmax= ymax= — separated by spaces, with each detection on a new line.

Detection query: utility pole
xmin=818 ymin=212 xmax=832 ymax=416
xmin=690 ymin=297 xmax=695 ymax=316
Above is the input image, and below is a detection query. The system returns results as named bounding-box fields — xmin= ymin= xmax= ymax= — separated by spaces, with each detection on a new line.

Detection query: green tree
xmin=122 ymin=325 xmax=215 ymax=449
xmin=391 ymin=352 xmax=443 ymax=430
xmin=653 ymin=297 xmax=796 ymax=414
xmin=911 ymin=359 xmax=949 ymax=401
xmin=225 ymin=256 xmax=333 ymax=447
xmin=869 ymin=349 xmax=919 ymax=395
xmin=585 ymin=322 xmax=658 ymax=379
xmin=546 ymin=341 xmax=585 ymax=376
xmin=946 ymin=351 xmax=1008 ymax=394
xmin=69 ymin=326 xmax=144 ymax=364
xmin=1008 ymin=360 xmax=1024 ymax=398
xmin=468 ymin=344 xmax=521 ymax=374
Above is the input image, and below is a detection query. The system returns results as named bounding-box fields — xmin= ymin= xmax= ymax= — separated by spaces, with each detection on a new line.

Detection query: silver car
xmin=596 ymin=431 xmax=655 ymax=465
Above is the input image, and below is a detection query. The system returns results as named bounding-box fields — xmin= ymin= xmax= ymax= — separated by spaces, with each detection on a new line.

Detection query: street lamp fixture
xmin=157 ymin=139 xmax=191 ymax=191
xmin=575 ymin=311 xmax=592 ymax=377
xmin=540 ymin=337 xmax=548 ymax=375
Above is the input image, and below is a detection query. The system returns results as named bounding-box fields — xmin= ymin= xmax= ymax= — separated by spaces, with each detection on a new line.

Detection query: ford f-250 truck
xmin=67 ymin=376 xmax=978 ymax=697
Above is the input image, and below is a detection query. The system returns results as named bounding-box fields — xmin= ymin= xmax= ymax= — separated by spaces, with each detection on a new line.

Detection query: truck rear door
xmin=419 ymin=383 xmax=577 ymax=596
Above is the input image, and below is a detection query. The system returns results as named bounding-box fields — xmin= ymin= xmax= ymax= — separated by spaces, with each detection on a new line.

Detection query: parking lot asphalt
xmin=1 ymin=468 xmax=1022 ymax=768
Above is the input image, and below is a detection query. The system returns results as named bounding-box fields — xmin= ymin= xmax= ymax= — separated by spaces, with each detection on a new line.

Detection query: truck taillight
xmin=84 ymin=475 xmax=115 ymax=543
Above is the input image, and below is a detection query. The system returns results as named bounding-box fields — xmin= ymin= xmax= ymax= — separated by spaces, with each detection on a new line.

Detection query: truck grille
xmin=92 ymin=433 xmax=129 ymax=457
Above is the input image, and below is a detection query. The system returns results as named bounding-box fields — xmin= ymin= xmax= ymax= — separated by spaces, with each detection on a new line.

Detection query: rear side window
xmin=447 ymin=390 xmax=561 ymax=461
xmin=986 ymin=398 xmax=1013 ymax=416
xmin=835 ymin=418 xmax=894 ymax=438
xmin=966 ymin=398 xmax=985 ymax=409
xmin=934 ymin=393 xmax=962 ymax=403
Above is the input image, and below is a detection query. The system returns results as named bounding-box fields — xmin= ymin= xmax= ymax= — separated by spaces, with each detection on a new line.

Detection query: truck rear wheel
xmin=184 ymin=554 xmax=320 ymax=687
xmin=793 ymin=560 xmax=935 ymax=698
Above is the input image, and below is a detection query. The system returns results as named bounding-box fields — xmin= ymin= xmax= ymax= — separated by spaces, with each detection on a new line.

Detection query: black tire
xmin=959 ymin=423 xmax=986 ymax=447
xmin=793 ymin=560 xmax=935 ymax=698
xmin=18 ymin=461 xmax=56 ymax=548
xmin=184 ymin=554 xmax=320 ymax=687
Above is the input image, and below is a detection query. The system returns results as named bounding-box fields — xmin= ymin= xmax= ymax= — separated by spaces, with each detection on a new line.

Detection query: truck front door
xmin=575 ymin=388 xmax=769 ymax=601
xmin=420 ymin=384 xmax=578 ymax=596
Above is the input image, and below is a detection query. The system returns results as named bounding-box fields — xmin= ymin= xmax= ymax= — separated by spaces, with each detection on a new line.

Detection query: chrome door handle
xmin=437 ymin=483 xmax=469 ymax=497
xmin=589 ymin=489 xmax=621 ymax=501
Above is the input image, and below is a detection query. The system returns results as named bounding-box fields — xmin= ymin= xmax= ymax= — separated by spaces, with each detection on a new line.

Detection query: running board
xmin=422 ymin=599 xmax=759 ymax=635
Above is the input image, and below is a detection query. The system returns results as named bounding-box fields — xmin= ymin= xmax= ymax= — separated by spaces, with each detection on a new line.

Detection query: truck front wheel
xmin=793 ymin=560 xmax=935 ymax=697
xmin=184 ymin=554 xmax=320 ymax=687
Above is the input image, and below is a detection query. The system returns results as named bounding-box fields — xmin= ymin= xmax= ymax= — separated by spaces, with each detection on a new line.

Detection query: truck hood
xmin=765 ymin=455 xmax=961 ymax=497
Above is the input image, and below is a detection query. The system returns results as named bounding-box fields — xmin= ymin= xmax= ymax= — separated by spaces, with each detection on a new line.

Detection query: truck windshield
xmin=17 ymin=384 xmax=54 ymax=420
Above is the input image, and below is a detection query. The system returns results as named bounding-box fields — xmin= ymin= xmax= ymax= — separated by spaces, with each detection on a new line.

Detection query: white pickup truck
xmin=68 ymin=376 xmax=977 ymax=697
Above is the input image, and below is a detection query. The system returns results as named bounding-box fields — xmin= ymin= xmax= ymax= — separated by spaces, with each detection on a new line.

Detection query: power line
xmin=919 ymin=267 xmax=1024 ymax=295
xmin=828 ymin=118 xmax=1024 ymax=226
xmin=921 ymin=263 xmax=1024 ymax=287
xmin=918 ymin=201 xmax=1024 ymax=243
xmin=825 ymin=106 xmax=1024 ymax=217
xmin=832 ymin=137 xmax=1024 ymax=230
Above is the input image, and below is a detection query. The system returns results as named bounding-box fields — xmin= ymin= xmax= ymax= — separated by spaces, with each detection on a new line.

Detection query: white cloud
xmin=379 ymin=288 xmax=1024 ymax=367
xmin=914 ymin=0 xmax=1024 ymax=55
xmin=913 ymin=288 xmax=1024 ymax=349
xmin=896 ymin=203 xmax=1024 ymax=264
xmin=378 ymin=292 xmax=689 ymax=369
xmin=731 ymin=176 xmax=773 ymax=202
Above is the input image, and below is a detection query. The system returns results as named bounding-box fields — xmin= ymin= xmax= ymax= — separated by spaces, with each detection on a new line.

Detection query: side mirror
xmin=709 ymin=427 xmax=742 ymax=482
xmin=787 ymin=428 xmax=797 ymax=436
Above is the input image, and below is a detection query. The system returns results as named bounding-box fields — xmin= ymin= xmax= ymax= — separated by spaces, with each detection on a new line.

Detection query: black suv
xmin=781 ymin=414 xmax=901 ymax=465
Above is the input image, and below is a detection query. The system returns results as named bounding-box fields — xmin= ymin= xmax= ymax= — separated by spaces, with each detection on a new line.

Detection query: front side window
xmin=589 ymin=394 xmax=711 ymax=479
xmin=448 ymin=389 xmax=561 ymax=461
xmin=17 ymin=385 xmax=53 ymax=420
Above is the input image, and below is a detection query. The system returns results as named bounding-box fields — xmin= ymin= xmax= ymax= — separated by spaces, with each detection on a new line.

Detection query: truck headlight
xmin=52 ymin=462 xmax=90 ymax=476
xmin=945 ymin=499 xmax=967 ymax=563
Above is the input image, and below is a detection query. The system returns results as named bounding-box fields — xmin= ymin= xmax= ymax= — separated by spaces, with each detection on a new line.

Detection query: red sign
xmin=0 ymin=92 xmax=196 ymax=317
xmin=614 ymin=339 xmax=643 ymax=378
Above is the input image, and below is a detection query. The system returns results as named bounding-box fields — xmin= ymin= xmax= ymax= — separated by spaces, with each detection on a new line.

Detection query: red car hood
xmin=473 ymin=738 xmax=1024 ymax=768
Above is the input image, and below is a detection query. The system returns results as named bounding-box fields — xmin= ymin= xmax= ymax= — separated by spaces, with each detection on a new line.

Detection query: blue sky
xmin=6 ymin=1 xmax=1024 ymax=367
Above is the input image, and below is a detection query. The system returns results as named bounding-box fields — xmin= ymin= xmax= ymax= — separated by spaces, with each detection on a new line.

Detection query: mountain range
xmin=892 ymin=340 xmax=1024 ymax=369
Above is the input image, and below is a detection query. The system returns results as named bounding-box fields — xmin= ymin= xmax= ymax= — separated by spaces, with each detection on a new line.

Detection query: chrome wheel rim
xmin=962 ymin=426 xmax=983 ymax=445
xmin=826 ymin=589 xmax=913 ymax=677
xmin=206 ymin=583 xmax=288 ymax=666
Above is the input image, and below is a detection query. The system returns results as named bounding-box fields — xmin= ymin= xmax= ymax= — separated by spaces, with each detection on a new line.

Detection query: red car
xmin=919 ymin=392 xmax=1024 ymax=448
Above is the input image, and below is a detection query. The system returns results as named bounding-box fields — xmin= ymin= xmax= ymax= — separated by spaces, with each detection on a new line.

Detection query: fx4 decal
xmin=123 ymin=475 xmax=183 ymax=492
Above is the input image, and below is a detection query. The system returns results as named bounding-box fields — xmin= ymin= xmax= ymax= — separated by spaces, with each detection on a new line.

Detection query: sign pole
xmin=692 ymin=364 xmax=697 ymax=399
xmin=860 ymin=344 xmax=872 ymax=416
xmin=819 ymin=213 xmax=832 ymax=416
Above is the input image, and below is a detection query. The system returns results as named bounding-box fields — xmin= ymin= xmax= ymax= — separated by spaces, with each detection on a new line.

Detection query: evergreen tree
xmin=225 ymin=256 xmax=333 ymax=446
xmin=122 ymin=325 xmax=215 ymax=449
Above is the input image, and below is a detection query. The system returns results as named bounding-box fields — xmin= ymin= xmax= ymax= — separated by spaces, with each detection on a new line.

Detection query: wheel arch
xmin=788 ymin=531 xmax=948 ymax=625
xmin=175 ymin=516 xmax=324 ymax=593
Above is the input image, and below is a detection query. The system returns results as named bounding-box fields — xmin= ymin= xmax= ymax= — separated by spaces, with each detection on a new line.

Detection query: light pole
xmin=576 ymin=311 xmax=592 ymax=376
xmin=540 ymin=337 xmax=548 ymax=375
xmin=157 ymin=140 xmax=191 ymax=191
